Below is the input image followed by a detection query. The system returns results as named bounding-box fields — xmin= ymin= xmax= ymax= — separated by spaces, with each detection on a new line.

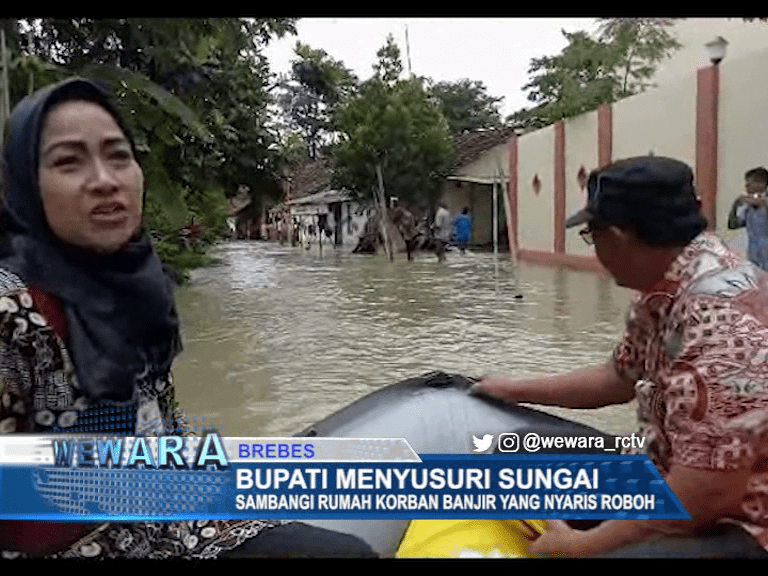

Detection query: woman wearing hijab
xmin=0 ymin=78 xmax=377 ymax=559
xmin=0 ymin=77 xmax=284 ymax=558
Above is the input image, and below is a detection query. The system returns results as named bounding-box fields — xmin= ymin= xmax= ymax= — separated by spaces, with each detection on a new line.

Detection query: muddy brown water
xmin=172 ymin=241 xmax=638 ymax=438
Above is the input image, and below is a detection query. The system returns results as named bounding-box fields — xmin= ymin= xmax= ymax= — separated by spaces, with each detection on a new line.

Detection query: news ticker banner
xmin=0 ymin=434 xmax=690 ymax=522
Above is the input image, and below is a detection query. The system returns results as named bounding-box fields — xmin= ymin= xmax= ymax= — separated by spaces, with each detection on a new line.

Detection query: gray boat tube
xmin=294 ymin=371 xmax=613 ymax=557
xmin=227 ymin=372 xmax=767 ymax=558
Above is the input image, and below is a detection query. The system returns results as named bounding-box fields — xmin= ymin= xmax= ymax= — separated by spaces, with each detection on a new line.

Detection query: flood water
xmin=171 ymin=241 xmax=638 ymax=438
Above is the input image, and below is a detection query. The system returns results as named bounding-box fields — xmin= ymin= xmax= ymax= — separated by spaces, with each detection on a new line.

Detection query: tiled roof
xmin=287 ymin=189 xmax=351 ymax=206
xmin=283 ymin=158 xmax=333 ymax=200
xmin=451 ymin=126 xmax=516 ymax=170
xmin=278 ymin=128 xmax=515 ymax=199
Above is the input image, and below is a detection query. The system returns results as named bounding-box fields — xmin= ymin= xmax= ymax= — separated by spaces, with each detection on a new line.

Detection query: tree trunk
xmin=375 ymin=164 xmax=393 ymax=261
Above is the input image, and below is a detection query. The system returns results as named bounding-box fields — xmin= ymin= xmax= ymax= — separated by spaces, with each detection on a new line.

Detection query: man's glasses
xmin=579 ymin=222 xmax=607 ymax=246
xmin=579 ymin=228 xmax=595 ymax=245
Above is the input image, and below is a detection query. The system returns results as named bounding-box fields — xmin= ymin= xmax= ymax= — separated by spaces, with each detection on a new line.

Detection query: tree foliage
xmin=597 ymin=18 xmax=681 ymax=98
xmin=276 ymin=42 xmax=358 ymax=161
xmin=428 ymin=78 xmax=503 ymax=134
xmin=332 ymin=35 xmax=452 ymax=209
xmin=372 ymin=34 xmax=403 ymax=87
xmin=508 ymin=18 xmax=680 ymax=130
xmin=521 ymin=30 xmax=618 ymax=126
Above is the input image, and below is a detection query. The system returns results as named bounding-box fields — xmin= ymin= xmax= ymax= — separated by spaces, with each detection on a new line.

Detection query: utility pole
xmin=404 ymin=24 xmax=412 ymax=77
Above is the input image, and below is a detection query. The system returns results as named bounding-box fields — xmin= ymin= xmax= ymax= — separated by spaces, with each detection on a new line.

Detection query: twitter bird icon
xmin=472 ymin=434 xmax=494 ymax=453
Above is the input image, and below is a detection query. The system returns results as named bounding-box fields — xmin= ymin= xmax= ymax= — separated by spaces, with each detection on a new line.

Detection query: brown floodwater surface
xmin=172 ymin=241 xmax=637 ymax=437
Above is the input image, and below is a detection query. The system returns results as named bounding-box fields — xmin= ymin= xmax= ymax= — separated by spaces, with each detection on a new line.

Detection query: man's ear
xmin=607 ymin=225 xmax=638 ymax=249
xmin=607 ymin=225 xmax=628 ymax=241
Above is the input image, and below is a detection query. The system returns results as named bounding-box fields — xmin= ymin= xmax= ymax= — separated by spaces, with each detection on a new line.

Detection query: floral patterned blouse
xmin=0 ymin=267 xmax=278 ymax=558
xmin=613 ymin=232 xmax=768 ymax=551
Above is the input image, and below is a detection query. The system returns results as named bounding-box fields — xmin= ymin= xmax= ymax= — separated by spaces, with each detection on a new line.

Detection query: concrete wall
xmin=517 ymin=125 xmax=556 ymax=253
xmin=441 ymin=180 xmax=506 ymax=246
xmin=717 ymin=46 xmax=768 ymax=254
xmin=441 ymin=142 xmax=509 ymax=246
xmin=455 ymin=143 xmax=508 ymax=182
xmin=563 ymin=110 xmax=599 ymax=258
xmin=612 ymin=72 xmax=697 ymax=166
xmin=653 ymin=18 xmax=768 ymax=90
xmin=507 ymin=40 xmax=768 ymax=273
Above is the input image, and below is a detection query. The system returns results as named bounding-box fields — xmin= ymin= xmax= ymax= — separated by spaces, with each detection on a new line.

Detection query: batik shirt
xmin=613 ymin=232 xmax=768 ymax=551
xmin=0 ymin=268 xmax=280 ymax=558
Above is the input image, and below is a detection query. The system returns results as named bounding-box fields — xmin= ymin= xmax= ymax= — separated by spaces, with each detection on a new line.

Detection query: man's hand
xmin=470 ymin=375 xmax=520 ymax=403
xmin=529 ymin=520 xmax=593 ymax=558
xmin=527 ymin=464 xmax=754 ymax=557
xmin=471 ymin=363 xmax=635 ymax=409
xmin=739 ymin=195 xmax=766 ymax=207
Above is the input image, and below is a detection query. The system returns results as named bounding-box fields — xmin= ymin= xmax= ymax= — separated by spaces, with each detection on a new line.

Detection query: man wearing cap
xmin=473 ymin=156 xmax=768 ymax=558
xmin=727 ymin=167 xmax=768 ymax=270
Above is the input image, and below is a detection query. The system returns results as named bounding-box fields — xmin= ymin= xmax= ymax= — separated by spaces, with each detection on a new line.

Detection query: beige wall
xmin=518 ymin=125 xmax=555 ymax=252
xmin=717 ymin=47 xmax=768 ymax=250
xmin=455 ymin=143 xmax=508 ymax=182
xmin=612 ymin=72 xmax=697 ymax=166
xmin=653 ymin=18 xmax=768 ymax=90
xmin=510 ymin=26 xmax=768 ymax=268
xmin=564 ymin=110 xmax=599 ymax=257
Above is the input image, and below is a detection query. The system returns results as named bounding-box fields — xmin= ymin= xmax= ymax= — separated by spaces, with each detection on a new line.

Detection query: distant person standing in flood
xmin=391 ymin=203 xmax=420 ymax=261
xmin=433 ymin=201 xmax=451 ymax=262
xmin=453 ymin=207 xmax=472 ymax=254
xmin=728 ymin=167 xmax=768 ymax=270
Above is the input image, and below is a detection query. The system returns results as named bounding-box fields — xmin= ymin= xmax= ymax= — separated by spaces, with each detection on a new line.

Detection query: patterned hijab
xmin=0 ymin=77 xmax=182 ymax=402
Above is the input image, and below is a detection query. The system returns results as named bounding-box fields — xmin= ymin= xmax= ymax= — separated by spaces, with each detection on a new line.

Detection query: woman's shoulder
xmin=0 ymin=268 xmax=27 ymax=297
xmin=0 ymin=269 xmax=53 ymax=346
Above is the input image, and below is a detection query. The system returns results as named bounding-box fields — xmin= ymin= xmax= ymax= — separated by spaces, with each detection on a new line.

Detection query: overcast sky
xmin=262 ymin=18 xmax=600 ymax=119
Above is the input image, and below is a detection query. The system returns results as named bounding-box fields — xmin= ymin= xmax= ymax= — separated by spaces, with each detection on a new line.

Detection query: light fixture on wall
xmin=705 ymin=36 xmax=728 ymax=65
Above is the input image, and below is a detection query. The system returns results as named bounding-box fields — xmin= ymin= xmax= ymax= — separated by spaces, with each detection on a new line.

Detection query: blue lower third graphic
xmin=0 ymin=453 xmax=690 ymax=522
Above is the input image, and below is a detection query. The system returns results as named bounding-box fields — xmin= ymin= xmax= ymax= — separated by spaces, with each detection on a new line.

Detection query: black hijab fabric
xmin=0 ymin=78 xmax=182 ymax=402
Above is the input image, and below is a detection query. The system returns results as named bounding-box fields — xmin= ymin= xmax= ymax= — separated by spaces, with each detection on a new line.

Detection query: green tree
xmin=508 ymin=19 xmax=680 ymax=128
xmin=597 ymin=18 xmax=681 ymax=98
xmin=276 ymin=42 xmax=358 ymax=160
xmin=520 ymin=30 xmax=619 ymax=126
xmin=428 ymin=79 xmax=503 ymax=134
xmin=332 ymin=39 xmax=452 ymax=209
xmin=372 ymin=34 xmax=403 ymax=87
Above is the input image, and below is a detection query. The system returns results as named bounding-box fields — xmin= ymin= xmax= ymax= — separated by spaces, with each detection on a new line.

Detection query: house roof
xmin=278 ymin=129 xmax=515 ymax=201
xmin=286 ymin=189 xmax=351 ymax=206
xmin=451 ymin=126 xmax=516 ymax=170
xmin=283 ymin=158 xmax=333 ymax=200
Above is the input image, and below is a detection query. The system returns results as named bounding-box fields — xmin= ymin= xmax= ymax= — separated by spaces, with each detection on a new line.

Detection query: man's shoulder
xmin=673 ymin=233 xmax=756 ymax=295
xmin=677 ymin=257 xmax=768 ymax=331
xmin=686 ymin=259 xmax=762 ymax=299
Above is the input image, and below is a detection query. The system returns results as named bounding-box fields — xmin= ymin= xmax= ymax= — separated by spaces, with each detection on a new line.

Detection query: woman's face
xmin=38 ymin=100 xmax=143 ymax=254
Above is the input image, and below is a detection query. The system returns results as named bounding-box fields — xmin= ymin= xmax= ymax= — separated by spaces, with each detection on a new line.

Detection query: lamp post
xmin=705 ymin=36 xmax=728 ymax=65
xmin=696 ymin=36 xmax=727 ymax=231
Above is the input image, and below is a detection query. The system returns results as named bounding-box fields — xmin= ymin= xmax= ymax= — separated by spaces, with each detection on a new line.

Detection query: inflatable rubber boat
xmin=227 ymin=372 xmax=764 ymax=559
xmin=227 ymin=371 xmax=612 ymax=558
